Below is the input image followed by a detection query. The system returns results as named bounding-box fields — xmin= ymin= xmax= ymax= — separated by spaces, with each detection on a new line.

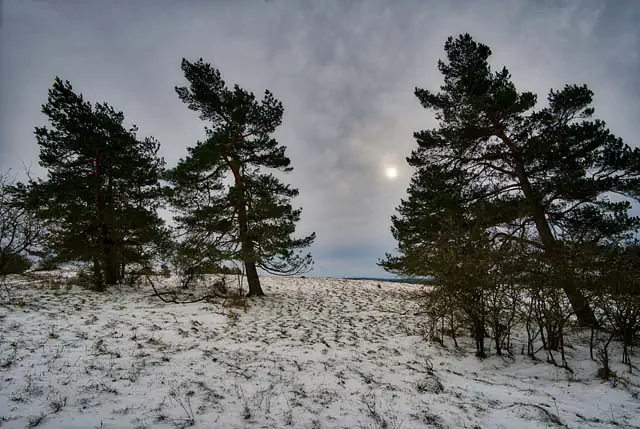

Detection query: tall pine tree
xmin=381 ymin=34 xmax=640 ymax=326
xmin=27 ymin=78 xmax=166 ymax=289
xmin=168 ymin=59 xmax=314 ymax=296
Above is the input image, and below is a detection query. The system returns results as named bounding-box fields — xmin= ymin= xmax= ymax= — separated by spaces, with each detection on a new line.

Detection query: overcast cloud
xmin=1 ymin=0 xmax=639 ymax=277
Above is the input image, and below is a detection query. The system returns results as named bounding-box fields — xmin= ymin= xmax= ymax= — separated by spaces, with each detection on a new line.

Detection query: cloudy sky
xmin=1 ymin=0 xmax=639 ymax=278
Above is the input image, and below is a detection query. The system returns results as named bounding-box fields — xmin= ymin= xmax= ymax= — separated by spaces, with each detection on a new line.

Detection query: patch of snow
xmin=0 ymin=275 xmax=638 ymax=428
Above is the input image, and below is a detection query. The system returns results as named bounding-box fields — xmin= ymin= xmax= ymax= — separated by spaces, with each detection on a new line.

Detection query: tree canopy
xmin=25 ymin=78 xmax=166 ymax=288
xmin=381 ymin=34 xmax=640 ymax=326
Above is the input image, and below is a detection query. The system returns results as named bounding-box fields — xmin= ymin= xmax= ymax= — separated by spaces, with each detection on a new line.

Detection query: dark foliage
xmin=0 ymin=252 xmax=31 ymax=275
xmin=0 ymin=172 xmax=42 ymax=279
xmin=23 ymin=78 xmax=166 ymax=289
xmin=381 ymin=33 xmax=640 ymax=327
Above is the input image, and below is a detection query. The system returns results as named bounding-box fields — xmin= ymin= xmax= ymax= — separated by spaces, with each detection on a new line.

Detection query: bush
xmin=201 ymin=263 xmax=241 ymax=275
xmin=71 ymin=268 xmax=96 ymax=289
xmin=0 ymin=253 xmax=32 ymax=275
xmin=35 ymin=255 xmax=59 ymax=271
xmin=160 ymin=263 xmax=171 ymax=278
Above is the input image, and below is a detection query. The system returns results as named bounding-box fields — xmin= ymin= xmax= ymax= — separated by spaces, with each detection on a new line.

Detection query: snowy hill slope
xmin=0 ymin=276 xmax=638 ymax=428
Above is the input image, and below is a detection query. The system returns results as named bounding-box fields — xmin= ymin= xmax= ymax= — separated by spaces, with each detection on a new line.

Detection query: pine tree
xmin=26 ymin=78 xmax=166 ymax=289
xmin=168 ymin=59 xmax=315 ymax=296
xmin=381 ymin=34 xmax=640 ymax=326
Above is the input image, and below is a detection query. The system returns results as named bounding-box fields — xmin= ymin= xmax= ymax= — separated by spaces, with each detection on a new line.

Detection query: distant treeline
xmin=346 ymin=277 xmax=435 ymax=285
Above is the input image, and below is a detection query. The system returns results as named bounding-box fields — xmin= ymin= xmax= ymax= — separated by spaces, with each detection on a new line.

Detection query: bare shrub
xmin=1 ymin=171 xmax=43 ymax=302
xmin=584 ymin=242 xmax=640 ymax=374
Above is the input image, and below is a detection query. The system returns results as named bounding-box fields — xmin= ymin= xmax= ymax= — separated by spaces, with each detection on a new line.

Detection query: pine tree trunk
xmin=120 ymin=261 xmax=126 ymax=283
xmin=103 ymin=240 xmax=120 ymax=285
xmin=230 ymin=157 xmax=265 ymax=298
xmin=473 ymin=318 xmax=486 ymax=358
xmin=507 ymin=145 xmax=596 ymax=327
xmin=94 ymin=153 xmax=121 ymax=288
xmin=101 ymin=225 xmax=120 ymax=285
xmin=530 ymin=206 xmax=596 ymax=327
xmin=245 ymin=260 xmax=263 ymax=297
xmin=237 ymin=188 xmax=264 ymax=297
xmin=92 ymin=258 xmax=105 ymax=291
xmin=104 ymin=262 xmax=119 ymax=285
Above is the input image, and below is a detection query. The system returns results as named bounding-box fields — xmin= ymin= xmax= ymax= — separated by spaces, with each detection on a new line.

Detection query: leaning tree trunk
xmin=245 ymin=259 xmax=263 ymax=297
xmin=529 ymin=202 xmax=596 ymax=327
xmin=501 ymin=131 xmax=596 ymax=327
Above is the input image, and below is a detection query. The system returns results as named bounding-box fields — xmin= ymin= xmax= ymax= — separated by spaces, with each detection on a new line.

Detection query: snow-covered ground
xmin=0 ymin=274 xmax=638 ymax=429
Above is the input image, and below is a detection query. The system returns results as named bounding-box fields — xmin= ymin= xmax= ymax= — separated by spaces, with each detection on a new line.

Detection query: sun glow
xmin=385 ymin=166 xmax=398 ymax=179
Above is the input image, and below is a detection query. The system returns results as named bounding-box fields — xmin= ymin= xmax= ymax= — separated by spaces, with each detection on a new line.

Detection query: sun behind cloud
xmin=385 ymin=166 xmax=398 ymax=179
